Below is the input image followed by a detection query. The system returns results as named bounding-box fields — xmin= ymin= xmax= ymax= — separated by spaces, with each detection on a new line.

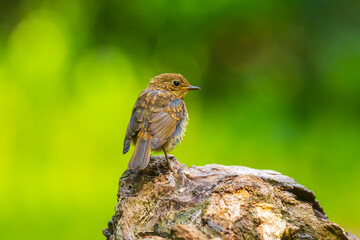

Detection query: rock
xmin=103 ymin=155 xmax=358 ymax=240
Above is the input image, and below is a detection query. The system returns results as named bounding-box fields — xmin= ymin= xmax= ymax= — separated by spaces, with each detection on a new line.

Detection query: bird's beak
xmin=186 ymin=85 xmax=201 ymax=90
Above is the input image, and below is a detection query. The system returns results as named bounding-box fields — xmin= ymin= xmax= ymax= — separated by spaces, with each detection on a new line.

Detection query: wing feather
xmin=123 ymin=109 xmax=142 ymax=154
xmin=150 ymin=112 xmax=177 ymax=149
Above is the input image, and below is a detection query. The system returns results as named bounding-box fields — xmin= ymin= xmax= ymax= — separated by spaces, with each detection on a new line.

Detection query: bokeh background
xmin=1 ymin=0 xmax=360 ymax=239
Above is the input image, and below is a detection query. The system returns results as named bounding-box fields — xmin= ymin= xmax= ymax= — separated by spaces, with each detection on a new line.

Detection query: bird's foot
xmin=162 ymin=147 xmax=175 ymax=172
xmin=166 ymin=156 xmax=176 ymax=172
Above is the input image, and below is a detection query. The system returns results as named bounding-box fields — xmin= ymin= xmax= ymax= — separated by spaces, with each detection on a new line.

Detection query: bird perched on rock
xmin=123 ymin=73 xmax=200 ymax=170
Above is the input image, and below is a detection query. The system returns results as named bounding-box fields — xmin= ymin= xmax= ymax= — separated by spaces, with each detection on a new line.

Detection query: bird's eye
xmin=173 ymin=80 xmax=180 ymax=86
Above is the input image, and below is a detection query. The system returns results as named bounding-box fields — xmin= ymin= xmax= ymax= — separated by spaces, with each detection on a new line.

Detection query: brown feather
xmin=127 ymin=131 xmax=152 ymax=170
xmin=123 ymin=109 xmax=142 ymax=154
xmin=150 ymin=112 xmax=177 ymax=150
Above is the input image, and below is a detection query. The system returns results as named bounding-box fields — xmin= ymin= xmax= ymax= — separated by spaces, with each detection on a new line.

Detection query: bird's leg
xmin=162 ymin=146 xmax=172 ymax=171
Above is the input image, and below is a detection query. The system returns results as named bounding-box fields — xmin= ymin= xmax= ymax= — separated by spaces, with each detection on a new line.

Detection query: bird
xmin=123 ymin=73 xmax=200 ymax=170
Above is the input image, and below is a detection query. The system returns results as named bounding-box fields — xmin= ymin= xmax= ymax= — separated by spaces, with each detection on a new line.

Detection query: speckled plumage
xmin=123 ymin=73 xmax=200 ymax=170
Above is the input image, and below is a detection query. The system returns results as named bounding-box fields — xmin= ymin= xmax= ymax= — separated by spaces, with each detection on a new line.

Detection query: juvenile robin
xmin=123 ymin=73 xmax=200 ymax=170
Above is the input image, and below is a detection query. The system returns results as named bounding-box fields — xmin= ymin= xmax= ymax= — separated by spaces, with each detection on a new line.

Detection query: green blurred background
xmin=1 ymin=0 xmax=360 ymax=239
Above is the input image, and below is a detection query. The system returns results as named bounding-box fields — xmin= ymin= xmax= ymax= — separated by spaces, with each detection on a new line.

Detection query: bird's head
xmin=149 ymin=73 xmax=200 ymax=98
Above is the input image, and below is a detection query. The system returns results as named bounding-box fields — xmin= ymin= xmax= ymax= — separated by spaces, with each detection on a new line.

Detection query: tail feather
xmin=128 ymin=131 xmax=152 ymax=170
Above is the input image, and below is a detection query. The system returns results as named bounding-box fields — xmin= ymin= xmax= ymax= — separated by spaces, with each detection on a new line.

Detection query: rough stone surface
xmin=104 ymin=155 xmax=358 ymax=240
